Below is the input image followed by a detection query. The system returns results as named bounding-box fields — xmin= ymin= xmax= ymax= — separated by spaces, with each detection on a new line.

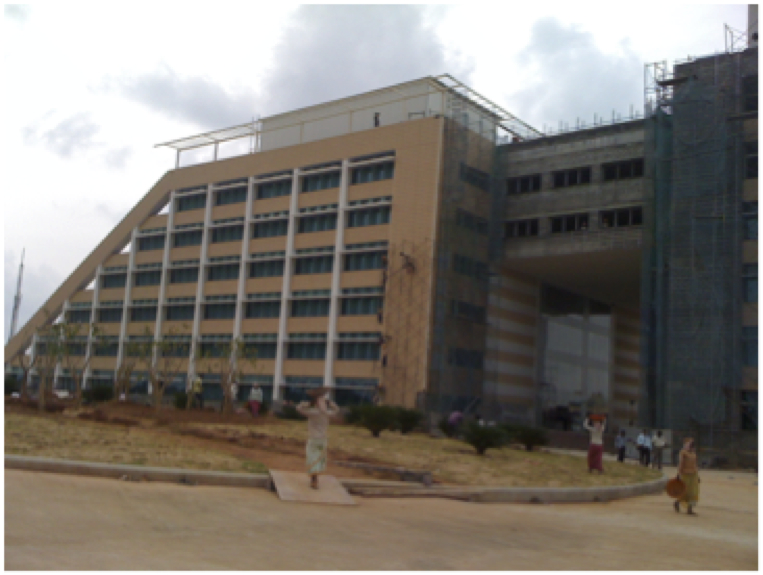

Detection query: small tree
xmin=359 ymin=405 xmax=398 ymax=438
xmin=462 ymin=422 xmax=507 ymax=456
xmin=11 ymin=347 xmax=38 ymax=400
xmin=59 ymin=322 xmax=101 ymax=407
xmin=395 ymin=407 xmax=424 ymax=434
xmin=133 ymin=326 xmax=190 ymax=412
xmin=34 ymin=320 xmax=64 ymax=412
xmin=196 ymin=337 xmax=256 ymax=416
xmin=115 ymin=338 xmax=144 ymax=400
xmin=513 ymin=426 xmax=549 ymax=452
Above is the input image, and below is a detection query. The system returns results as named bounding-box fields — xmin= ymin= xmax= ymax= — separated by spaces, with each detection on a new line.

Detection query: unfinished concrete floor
xmin=5 ymin=467 xmax=757 ymax=570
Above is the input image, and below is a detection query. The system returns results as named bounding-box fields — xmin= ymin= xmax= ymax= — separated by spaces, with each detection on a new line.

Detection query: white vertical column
xmin=53 ymin=300 xmax=70 ymax=389
xmin=233 ymin=178 xmax=255 ymax=343
xmin=324 ymin=160 xmax=350 ymax=389
xmin=188 ymin=187 xmax=214 ymax=378
xmin=273 ymin=169 xmax=301 ymax=399
xmin=83 ymin=265 xmax=102 ymax=388
xmin=156 ymin=192 xmax=176 ymax=367
xmin=115 ymin=228 xmax=139 ymax=381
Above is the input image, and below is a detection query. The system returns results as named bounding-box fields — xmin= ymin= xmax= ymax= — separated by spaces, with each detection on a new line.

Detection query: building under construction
xmin=4 ymin=11 xmax=757 ymax=459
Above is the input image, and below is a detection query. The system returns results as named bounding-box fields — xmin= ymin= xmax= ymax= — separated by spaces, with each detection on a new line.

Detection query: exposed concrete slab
xmin=270 ymin=469 xmax=356 ymax=506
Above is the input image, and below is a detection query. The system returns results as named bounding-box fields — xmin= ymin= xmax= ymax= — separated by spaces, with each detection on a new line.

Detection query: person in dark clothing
xmin=615 ymin=430 xmax=627 ymax=462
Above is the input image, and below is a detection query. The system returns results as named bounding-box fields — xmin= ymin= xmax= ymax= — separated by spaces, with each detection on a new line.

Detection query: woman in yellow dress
xmin=675 ymin=437 xmax=700 ymax=515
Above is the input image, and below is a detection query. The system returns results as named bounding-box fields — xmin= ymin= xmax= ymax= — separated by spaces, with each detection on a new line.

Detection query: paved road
xmin=5 ymin=467 xmax=757 ymax=570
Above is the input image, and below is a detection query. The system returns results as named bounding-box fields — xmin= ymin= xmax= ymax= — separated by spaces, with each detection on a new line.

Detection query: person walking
xmin=674 ymin=437 xmax=700 ymax=515
xmin=248 ymin=383 xmax=263 ymax=417
xmin=651 ymin=430 xmax=668 ymax=470
xmin=643 ymin=430 xmax=652 ymax=468
xmin=583 ymin=416 xmax=606 ymax=473
xmin=296 ymin=388 xmax=339 ymax=489
xmin=615 ymin=430 xmax=627 ymax=462
xmin=636 ymin=429 xmax=651 ymax=466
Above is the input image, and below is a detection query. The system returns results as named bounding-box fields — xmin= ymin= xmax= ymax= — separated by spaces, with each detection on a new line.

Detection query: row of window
xmin=455 ymin=209 xmax=488 ymax=235
xmin=452 ymin=253 xmax=488 ymax=281
xmin=507 ymin=158 xmax=645 ymax=195
xmin=505 ymin=206 xmax=644 ymax=238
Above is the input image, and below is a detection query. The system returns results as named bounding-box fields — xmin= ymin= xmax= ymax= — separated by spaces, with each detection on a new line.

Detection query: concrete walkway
xmin=5 ymin=468 xmax=757 ymax=570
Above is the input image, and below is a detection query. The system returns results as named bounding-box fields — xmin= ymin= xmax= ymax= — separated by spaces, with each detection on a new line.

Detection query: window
xmin=296 ymin=255 xmax=334 ymax=274
xmin=743 ymin=75 xmax=758 ymax=113
xmin=101 ymin=274 xmax=126 ymax=289
xmin=165 ymin=305 xmax=195 ymax=321
xmin=131 ymin=306 xmax=157 ymax=322
xmin=451 ymin=300 xmax=486 ymax=323
xmin=287 ymin=342 xmax=327 ymax=359
xmin=67 ymin=309 xmax=91 ymax=324
xmin=341 ymin=297 xmax=383 ymax=316
xmin=63 ymin=343 xmax=87 ymax=356
xmin=207 ymin=264 xmax=240 ymax=281
xmin=250 ymin=260 xmax=285 ymax=278
xmin=743 ymin=202 xmax=758 ymax=240
xmin=177 ymin=194 xmax=206 ymax=212
xmin=350 ymin=162 xmax=394 ymax=184
xmin=602 ymin=159 xmax=644 ymax=181
xmin=134 ymin=270 xmax=161 ymax=286
xmin=743 ymin=326 xmax=758 ymax=367
xmin=138 ymin=236 xmax=165 ymax=251
xmin=162 ymin=342 xmax=191 ymax=358
xmin=253 ymin=220 xmax=288 ymax=238
xmin=600 ymin=207 xmax=643 ymax=228
xmin=291 ymin=299 xmax=330 ymax=317
xmin=170 ymin=267 xmax=199 ymax=284
xmin=244 ymin=343 xmax=277 ymax=359
xmin=215 ymin=186 xmax=247 ymax=206
xmin=211 ymin=225 xmax=244 ymax=243
xmin=337 ymin=342 xmax=380 ymax=360
xmin=302 ymin=172 xmax=340 ymax=193
xmin=174 ymin=230 xmax=203 ymax=247
xmin=551 ymin=213 xmax=589 ymax=233
xmin=257 ymin=180 xmax=292 ymax=199
xmin=505 ymin=219 xmax=539 ymax=238
xmin=447 ymin=348 xmax=484 ymax=369
xmin=94 ymin=342 xmax=119 ymax=357
xmin=98 ymin=308 xmax=123 ymax=323
xmin=507 ymin=174 xmax=542 ymax=195
xmin=452 ymin=254 xmax=488 ymax=280
xmin=199 ymin=342 xmax=229 ymax=358
xmin=299 ymin=213 xmax=337 ymax=233
xmin=344 ymin=251 xmax=385 ymax=272
xmin=203 ymin=303 xmax=236 ymax=320
xmin=460 ymin=163 xmax=490 ymax=192
xmin=744 ymin=264 xmax=758 ymax=303
xmin=456 ymin=209 xmax=488 ymax=235
xmin=552 ymin=167 xmax=591 ymax=188
xmin=746 ymin=142 xmax=758 ymax=179
xmin=245 ymin=301 xmax=281 ymax=318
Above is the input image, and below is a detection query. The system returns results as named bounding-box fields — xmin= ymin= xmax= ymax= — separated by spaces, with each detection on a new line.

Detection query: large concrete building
xmin=5 ymin=23 xmax=757 ymax=448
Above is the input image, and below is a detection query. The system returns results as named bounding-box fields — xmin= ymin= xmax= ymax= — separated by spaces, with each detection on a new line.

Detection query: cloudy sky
xmin=2 ymin=3 xmax=749 ymax=342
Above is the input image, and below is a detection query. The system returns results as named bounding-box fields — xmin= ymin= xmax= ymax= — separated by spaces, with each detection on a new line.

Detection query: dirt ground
xmin=4 ymin=468 xmax=757 ymax=570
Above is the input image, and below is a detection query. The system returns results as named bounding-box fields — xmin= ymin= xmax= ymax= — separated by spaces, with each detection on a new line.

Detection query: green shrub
xmin=395 ymin=407 xmax=424 ymax=434
xmin=83 ymin=387 xmax=114 ymax=404
xmin=513 ymin=425 xmax=549 ymax=451
xmin=462 ymin=423 xmax=507 ymax=455
xmin=276 ymin=404 xmax=306 ymax=421
xmin=5 ymin=376 xmax=20 ymax=395
xmin=359 ymin=405 xmax=398 ymax=438
xmin=174 ymin=391 xmax=188 ymax=410
xmin=438 ymin=415 xmax=458 ymax=438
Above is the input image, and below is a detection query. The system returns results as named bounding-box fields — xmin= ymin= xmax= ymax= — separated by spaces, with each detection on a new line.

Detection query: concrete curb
xmin=5 ymin=455 xmax=666 ymax=503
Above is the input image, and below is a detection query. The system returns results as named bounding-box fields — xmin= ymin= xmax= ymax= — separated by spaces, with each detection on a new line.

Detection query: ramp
xmin=269 ymin=470 xmax=356 ymax=506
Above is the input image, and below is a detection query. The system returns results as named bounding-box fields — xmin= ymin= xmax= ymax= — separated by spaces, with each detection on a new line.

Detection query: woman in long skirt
xmin=675 ymin=437 xmax=700 ymax=515
xmin=583 ymin=416 xmax=606 ymax=473
xmin=296 ymin=388 xmax=339 ymax=489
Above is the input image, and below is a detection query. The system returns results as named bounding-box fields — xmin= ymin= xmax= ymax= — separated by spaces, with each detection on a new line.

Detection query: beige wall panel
xmin=240 ymin=360 xmax=275 ymax=375
xmin=126 ymin=322 xmax=156 ymax=336
xmin=207 ymin=243 xmax=242 ymax=259
xmin=246 ymin=277 xmax=284 ymax=294
xmin=253 ymin=196 xmax=290 ymax=215
xmin=333 ymin=361 xmax=379 ymax=378
xmin=743 ymin=367 xmax=758 ymax=390
xmin=340 ymin=270 xmax=385 ymax=289
xmin=173 ymin=210 xmax=206 ymax=227
xmin=491 ymin=306 xmax=537 ymax=327
xmin=743 ymin=303 xmax=758 ymax=326
xmin=615 ymin=356 xmax=640 ymax=370
xmin=290 ymin=274 xmax=332 ymax=291
xmin=486 ymin=329 xmax=535 ymax=348
xmin=491 ymin=350 xmax=535 ymax=367
xmin=199 ymin=319 xmax=236 ymax=335
xmin=160 ymin=321 xmax=194 ymax=336
xmin=614 ymin=373 xmax=640 ymax=386
xmin=249 ymin=237 xmax=287 ymax=254
xmin=71 ymin=290 xmax=94 ymax=304
xmin=134 ymin=251 xmax=164 ymax=266
xmin=104 ymin=254 xmax=129 ymax=268
xmin=211 ymin=204 xmax=246 ymax=221
xmin=90 ymin=357 xmax=118 ymax=371
xmin=613 ymin=389 xmax=639 ymax=402
xmin=336 ymin=316 xmax=381 ymax=333
xmin=131 ymin=286 xmax=161 ymax=301
xmin=491 ymin=394 xmax=534 ymax=408
xmin=287 ymin=317 xmax=330 ymax=333
xmin=170 ymin=246 xmax=202 ymax=262
xmin=98 ymin=288 xmax=126 ymax=303
xmin=487 ymin=373 xmax=535 ymax=389
xmin=346 ymin=181 xmax=395 ymax=203
xmin=95 ymin=324 xmax=122 ymax=336
xmin=298 ymin=189 xmax=340 ymax=209
xmin=615 ymin=335 xmax=640 ymax=353
xmin=343 ymin=225 xmax=389 ymax=246
xmin=293 ymin=231 xmax=336 ymax=250
xmin=165 ymin=283 xmax=199 ymax=299
xmin=743 ymin=240 xmax=757 ymax=263
xmin=203 ymin=280 xmax=240 ymax=297
xmin=743 ymin=179 xmax=758 ymax=201
xmin=491 ymin=287 xmax=537 ymax=309
xmin=240 ymin=319 xmax=280 ymax=334
xmin=140 ymin=215 xmax=168 ymax=231
xmin=282 ymin=361 xmax=326 ymax=377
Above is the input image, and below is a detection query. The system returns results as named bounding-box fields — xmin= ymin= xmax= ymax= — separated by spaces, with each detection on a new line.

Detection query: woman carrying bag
xmin=674 ymin=437 xmax=700 ymax=515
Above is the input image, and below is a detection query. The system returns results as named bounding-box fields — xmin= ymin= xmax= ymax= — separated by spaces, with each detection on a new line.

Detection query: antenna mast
xmin=8 ymin=248 xmax=25 ymax=344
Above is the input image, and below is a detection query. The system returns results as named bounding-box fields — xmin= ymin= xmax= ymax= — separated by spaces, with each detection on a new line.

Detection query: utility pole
xmin=8 ymin=248 xmax=25 ymax=344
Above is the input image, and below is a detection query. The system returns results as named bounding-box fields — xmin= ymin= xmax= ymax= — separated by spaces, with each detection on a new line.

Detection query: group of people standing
xmin=185 ymin=375 xmax=264 ymax=417
xmin=611 ymin=428 xmax=668 ymax=469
